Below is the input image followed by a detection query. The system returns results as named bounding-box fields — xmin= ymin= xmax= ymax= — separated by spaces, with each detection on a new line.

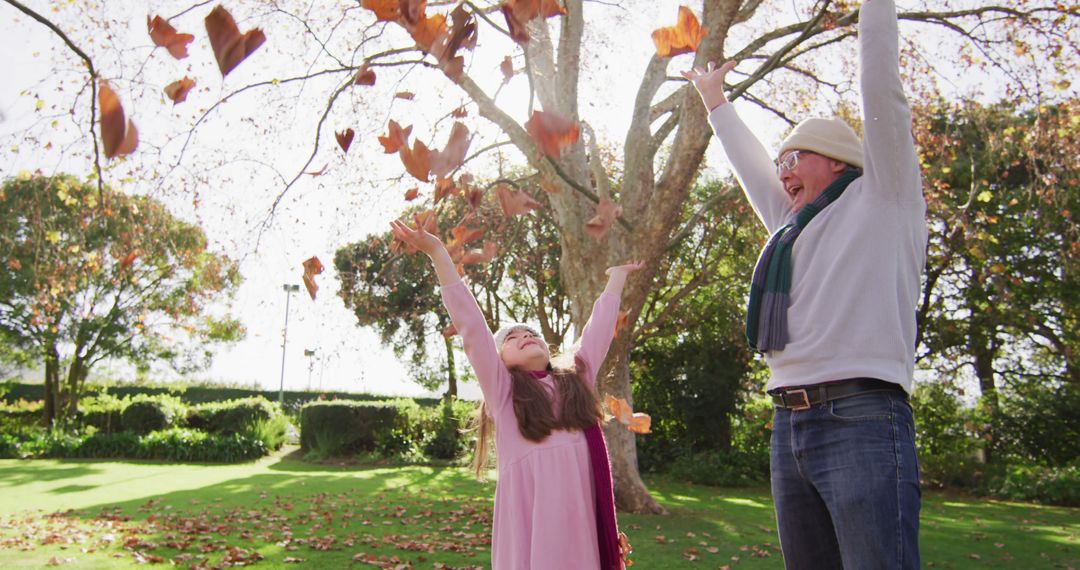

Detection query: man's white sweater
xmin=708 ymin=0 xmax=928 ymax=393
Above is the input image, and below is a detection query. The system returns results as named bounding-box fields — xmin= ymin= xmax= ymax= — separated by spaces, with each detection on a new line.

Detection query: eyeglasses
xmin=775 ymin=150 xmax=814 ymax=175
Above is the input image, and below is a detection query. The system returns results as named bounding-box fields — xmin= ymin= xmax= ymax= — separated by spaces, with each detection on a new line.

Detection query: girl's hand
xmin=605 ymin=260 xmax=646 ymax=277
xmin=389 ymin=218 xmax=445 ymax=257
xmin=680 ymin=60 xmax=737 ymax=112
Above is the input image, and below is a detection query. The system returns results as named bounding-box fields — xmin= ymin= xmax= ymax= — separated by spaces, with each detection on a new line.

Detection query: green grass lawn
xmin=0 ymin=448 xmax=1076 ymax=569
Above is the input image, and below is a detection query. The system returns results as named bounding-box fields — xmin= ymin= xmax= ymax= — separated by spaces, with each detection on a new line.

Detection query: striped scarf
xmin=746 ymin=168 xmax=861 ymax=352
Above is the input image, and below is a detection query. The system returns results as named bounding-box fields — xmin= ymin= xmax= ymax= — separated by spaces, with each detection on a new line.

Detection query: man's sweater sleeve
xmin=708 ymin=103 xmax=791 ymax=233
xmin=859 ymin=0 xmax=923 ymax=204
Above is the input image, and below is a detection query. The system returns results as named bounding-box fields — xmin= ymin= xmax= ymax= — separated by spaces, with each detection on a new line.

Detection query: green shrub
xmin=300 ymin=400 xmax=399 ymax=457
xmin=418 ymin=399 xmax=473 ymax=461
xmin=911 ymin=383 xmax=985 ymax=488
xmin=666 ymin=449 xmax=770 ymax=487
xmin=987 ymin=462 xmax=1080 ymax=507
xmin=75 ymin=431 xmax=140 ymax=459
xmin=247 ymin=414 xmax=288 ymax=451
xmin=79 ymin=393 xmax=128 ymax=434
xmin=121 ymin=395 xmax=185 ymax=434
xmin=0 ymin=399 xmax=43 ymax=430
xmin=188 ymin=397 xmax=277 ymax=434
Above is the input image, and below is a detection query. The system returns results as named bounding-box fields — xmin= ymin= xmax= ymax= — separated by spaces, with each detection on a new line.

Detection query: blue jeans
xmin=770 ymin=390 xmax=921 ymax=569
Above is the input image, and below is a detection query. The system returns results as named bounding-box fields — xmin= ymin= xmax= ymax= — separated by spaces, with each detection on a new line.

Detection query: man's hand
xmin=681 ymin=60 xmax=738 ymax=112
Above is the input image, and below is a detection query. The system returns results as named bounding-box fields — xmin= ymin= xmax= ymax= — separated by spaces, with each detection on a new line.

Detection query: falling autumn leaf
xmin=400 ymin=139 xmax=432 ymax=182
xmin=500 ymin=55 xmax=515 ymax=83
xmin=442 ymin=323 xmax=458 ymax=338
xmin=205 ymin=5 xmax=266 ymax=77
xmin=434 ymin=177 xmax=459 ymax=203
xmin=496 ymin=184 xmax=541 ymax=217
xmin=461 ymin=242 xmax=498 ymax=265
xmin=147 ymin=15 xmax=194 ymax=59
xmin=501 ymin=0 xmax=567 ymax=44
xmin=652 ymin=6 xmax=707 ymax=58
xmin=305 ymin=163 xmax=329 ymax=176
xmin=430 ymin=122 xmax=471 ymax=178
xmin=605 ymin=394 xmax=652 ymax=434
xmin=394 ymin=91 xmax=416 ymax=100
xmin=163 ymin=77 xmax=196 ymax=104
xmin=409 ymin=12 xmax=448 ymax=54
xmin=451 ymin=106 xmax=468 ymax=118
xmin=404 ymin=187 xmax=419 ymax=201
xmin=378 ymin=120 xmax=412 ymax=153
xmin=119 ymin=251 xmax=139 ymax=269
xmin=585 ymin=197 xmax=622 ymax=240
xmin=614 ymin=309 xmax=630 ymax=339
xmin=98 ymin=80 xmax=138 ymax=159
xmin=302 ymin=256 xmax=324 ymax=300
xmin=525 ymin=110 xmax=580 ymax=158
xmin=360 ymin=0 xmax=399 ymax=21
xmin=335 ymin=128 xmax=355 ymax=153
xmin=354 ymin=65 xmax=377 ymax=86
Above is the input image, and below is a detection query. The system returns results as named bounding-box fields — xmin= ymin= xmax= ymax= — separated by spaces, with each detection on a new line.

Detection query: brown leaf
xmin=501 ymin=0 xmax=567 ymax=44
xmin=400 ymin=0 xmax=426 ymax=26
xmin=163 ymin=77 xmax=196 ymax=105
xmin=147 ymin=15 xmax=194 ymax=59
xmin=302 ymin=256 xmax=324 ymax=300
xmin=305 ymin=163 xmax=329 ymax=176
xmin=614 ymin=309 xmax=630 ymax=339
xmin=450 ymin=224 xmax=485 ymax=246
xmin=360 ymin=0 xmax=399 ymax=21
xmin=652 ymin=6 xmax=706 ymax=58
xmin=585 ymin=197 xmax=622 ymax=240
xmin=335 ymin=128 xmax=355 ymax=153
xmin=451 ymin=105 xmax=468 ymax=118
xmin=394 ymin=91 xmax=415 ymax=100
xmin=500 ymin=55 xmax=515 ymax=83
xmin=404 ymin=187 xmax=419 ymax=201
xmin=524 ymin=110 xmax=580 ymax=158
xmin=409 ymin=12 xmax=448 ymax=54
xmin=496 ymin=184 xmax=540 ymax=217
xmin=379 ymin=120 xmax=412 ymax=153
xmin=354 ymin=65 xmax=377 ymax=86
xmin=461 ymin=241 xmax=497 ymax=265
xmin=430 ymin=122 xmax=471 ymax=178
xmin=400 ymin=140 xmax=432 ymax=182
xmin=205 ymin=5 xmax=266 ymax=77
xmin=98 ymin=80 xmax=138 ymax=160
xmin=441 ymin=323 xmax=458 ymax=338
xmin=441 ymin=55 xmax=466 ymax=83
xmin=433 ymin=176 xmax=459 ymax=203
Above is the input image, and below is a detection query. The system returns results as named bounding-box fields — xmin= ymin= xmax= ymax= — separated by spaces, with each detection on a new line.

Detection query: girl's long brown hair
xmin=470 ymin=357 xmax=602 ymax=479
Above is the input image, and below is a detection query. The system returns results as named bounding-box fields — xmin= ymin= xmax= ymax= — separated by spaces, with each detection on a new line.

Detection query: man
xmin=683 ymin=0 xmax=926 ymax=568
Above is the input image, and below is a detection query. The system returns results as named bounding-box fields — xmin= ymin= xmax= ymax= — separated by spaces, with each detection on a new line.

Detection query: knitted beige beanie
xmin=778 ymin=117 xmax=864 ymax=169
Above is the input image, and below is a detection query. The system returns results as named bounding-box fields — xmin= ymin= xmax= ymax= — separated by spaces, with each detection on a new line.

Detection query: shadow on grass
xmin=0 ymin=460 xmax=103 ymax=485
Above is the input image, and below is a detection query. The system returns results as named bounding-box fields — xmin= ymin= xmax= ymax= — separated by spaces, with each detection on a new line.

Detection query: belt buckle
xmin=785 ymin=389 xmax=811 ymax=411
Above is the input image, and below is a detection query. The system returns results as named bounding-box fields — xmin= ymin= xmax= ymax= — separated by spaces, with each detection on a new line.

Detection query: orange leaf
xmin=399 ymin=139 xmax=432 ymax=182
xmin=605 ymin=395 xmax=633 ymax=424
xmin=430 ymin=122 xmax=471 ymax=178
xmin=354 ymin=65 xmax=377 ymax=86
xmin=98 ymin=80 xmax=138 ymax=160
xmin=361 ymin=0 xmax=399 ymax=21
xmin=147 ymin=15 xmax=194 ymax=59
xmin=441 ymin=323 xmax=458 ymax=338
xmin=434 ymin=176 xmax=459 ymax=203
xmin=524 ymin=110 xmax=580 ymax=158
xmin=451 ymin=224 xmax=485 ymax=246
xmin=120 ymin=251 xmax=139 ymax=269
xmin=404 ymin=187 xmax=419 ymax=201
xmin=400 ymin=0 xmax=427 ymax=26
xmin=461 ymin=241 xmax=497 ymax=265
xmin=409 ymin=12 xmax=448 ymax=54
xmin=628 ymin=413 xmax=652 ymax=434
xmin=335 ymin=128 xmax=355 ymax=153
xmin=585 ymin=197 xmax=622 ymax=240
xmin=495 ymin=184 xmax=540 ymax=217
xmin=379 ymin=120 xmax=412 ymax=153
xmin=614 ymin=309 xmax=630 ymax=339
xmin=501 ymin=0 xmax=567 ymax=44
xmin=302 ymin=256 xmax=324 ymax=300
xmin=204 ymin=5 xmax=266 ymax=77
xmin=163 ymin=77 xmax=196 ymax=105
xmin=652 ymin=6 xmax=706 ymax=58
xmin=500 ymin=55 xmax=515 ymax=83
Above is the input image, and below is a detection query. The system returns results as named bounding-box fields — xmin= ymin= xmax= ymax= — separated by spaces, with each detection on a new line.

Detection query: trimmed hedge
xmin=188 ymin=397 xmax=276 ymax=434
xmin=300 ymin=401 xmax=400 ymax=456
xmin=0 ymin=427 xmax=266 ymax=462
xmin=121 ymin=395 xmax=185 ymax=434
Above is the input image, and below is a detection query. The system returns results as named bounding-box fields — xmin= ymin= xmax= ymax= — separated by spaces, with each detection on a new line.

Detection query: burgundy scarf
xmin=529 ymin=370 xmax=622 ymax=569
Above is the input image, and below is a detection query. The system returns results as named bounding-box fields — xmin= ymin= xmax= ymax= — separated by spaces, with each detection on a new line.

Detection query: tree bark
xmin=444 ymin=335 xmax=458 ymax=400
xmin=43 ymin=342 xmax=59 ymax=426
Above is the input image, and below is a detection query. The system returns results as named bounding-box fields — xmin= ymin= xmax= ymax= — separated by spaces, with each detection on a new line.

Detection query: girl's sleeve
xmin=574 ymin=291 xmax=622 ymax=386
xmin=439 ymin=279 xmax=511 ymax=412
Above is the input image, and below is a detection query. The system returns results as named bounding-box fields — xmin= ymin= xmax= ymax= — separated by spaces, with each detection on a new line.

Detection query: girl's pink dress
xmin=441 ymin=279 xmax=620 ymax=570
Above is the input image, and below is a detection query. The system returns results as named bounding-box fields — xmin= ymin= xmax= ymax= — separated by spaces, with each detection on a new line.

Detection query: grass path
xmin=1 ymin=447 xmax=1076 ymax=568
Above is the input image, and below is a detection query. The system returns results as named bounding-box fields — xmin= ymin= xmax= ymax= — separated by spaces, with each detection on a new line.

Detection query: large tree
xmin=3 ymin=0 xmax=1075 ymax=511
xmin=0 ymin=174 xmax=242 ymax=424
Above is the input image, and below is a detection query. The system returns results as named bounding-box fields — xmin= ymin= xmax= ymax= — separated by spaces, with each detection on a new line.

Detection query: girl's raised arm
xmin=575 ymin=261 xmax=644 ymax=385
xmin=389 ymin=220 xmax=511 ymax=411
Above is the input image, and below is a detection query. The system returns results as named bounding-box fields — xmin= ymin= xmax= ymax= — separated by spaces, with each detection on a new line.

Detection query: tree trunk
xmin=444 ymin=335 xmax=458 ymax=400
xmin=43 ymin=342 xmax=60 ymax=426
xmin=65 ymin=355 xmax=87 ymax=418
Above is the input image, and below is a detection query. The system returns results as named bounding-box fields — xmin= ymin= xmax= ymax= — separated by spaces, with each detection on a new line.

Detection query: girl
xmin=389 ymin=219 xmax=640 ymax=570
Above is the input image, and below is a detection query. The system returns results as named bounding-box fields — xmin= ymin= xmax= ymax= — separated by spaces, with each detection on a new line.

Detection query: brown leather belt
xmin=769 ymin=378 xmax=906 ymax=411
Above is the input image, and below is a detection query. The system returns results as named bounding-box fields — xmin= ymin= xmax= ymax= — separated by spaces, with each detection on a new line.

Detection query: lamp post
xmin=304 ymin=348 xmax=316 ymax=391
xmin=278 ymin=284 xmax=300 ymax=406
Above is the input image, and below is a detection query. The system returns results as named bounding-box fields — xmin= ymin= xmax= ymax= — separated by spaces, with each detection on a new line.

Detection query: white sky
xmin=0 ymin=1 xmax=1043 ymax=398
